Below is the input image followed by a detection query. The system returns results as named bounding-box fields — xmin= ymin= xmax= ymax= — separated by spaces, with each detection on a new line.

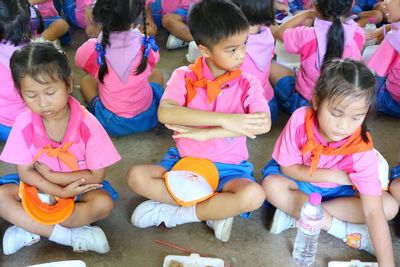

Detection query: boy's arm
xmin=281 ymin=164 xmax=352 ymax=185
xmin=360 ymin=194 xmax=395 ymax=267
xmin=273 ymin=9 xmax=316 ymax=41
xmin=34 ymin=161 xmax=105 ymax=186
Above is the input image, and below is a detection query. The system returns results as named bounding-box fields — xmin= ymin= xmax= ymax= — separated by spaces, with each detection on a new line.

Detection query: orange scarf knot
xmin=33 ymin=142 xmax=79 ymax=171
xmin=185 ymin=57 xmax=241 ymax=104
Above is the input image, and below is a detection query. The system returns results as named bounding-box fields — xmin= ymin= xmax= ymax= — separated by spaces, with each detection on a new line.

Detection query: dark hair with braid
xmin=314 ymin=0 xmax=353 ymax=64
xmin=313 ymin=59 xmax=375 ymax=143
xmin=92 ymin=0 xmax=147 ymax=83
xmin=231 ymin=0 xmax=275 ymax=27
xmin=0 ymin=0 xmax=31 ymax=45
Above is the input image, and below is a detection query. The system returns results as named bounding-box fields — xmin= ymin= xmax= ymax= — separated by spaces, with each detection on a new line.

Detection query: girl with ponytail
xmin=269 ymin=0 xmax=365 ymax=114
xmin=75 ymin=0 xmax=164 ymax=137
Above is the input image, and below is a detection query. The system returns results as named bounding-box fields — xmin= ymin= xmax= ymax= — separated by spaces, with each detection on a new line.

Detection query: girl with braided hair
xmin=269 ymin=0 xmax=365 ymax=114
xmin=75 ymin=0 xmax=164 ymax=136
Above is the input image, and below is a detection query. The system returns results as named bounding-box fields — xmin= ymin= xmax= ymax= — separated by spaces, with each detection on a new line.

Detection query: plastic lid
xmin=368 ymin=17 xmax=377 ymax=24
xmin=309 ymin=193 xmax=322 ymax=205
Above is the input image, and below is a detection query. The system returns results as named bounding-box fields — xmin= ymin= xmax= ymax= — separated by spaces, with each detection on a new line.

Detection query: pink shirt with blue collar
xmin=283 ymin=18 xmax=365 ymax=101
xmin=162 ymin=57 xmax=270 ymax=165
xmin=75 ymin=29 xmax=159 ymax=118
xmin=0 ymin=42 xmax=28 ymax=127
xmin=241 ymin=26 xmax=275 ymax=102
xmin=0 ymin=97 xmax=121 ymax=172
xmin=272 ymin=107 xmax=381 ymax=196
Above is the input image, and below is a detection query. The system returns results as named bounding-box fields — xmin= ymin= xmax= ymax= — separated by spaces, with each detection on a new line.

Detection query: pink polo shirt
xmin=0 ymin=42 xmax=28 ymax=127
xmin=75 ymin=0 xmax=95 ymax=28
xmin=162 ymin=57 xmax=270 ymax=164
xmin=242 ymin=26 xmax=275 ymax=102
xmin=36 ymin=0 xmax=58 ymax=18
xmin=75 ymin=29 xmax=159 ymax=118
xmin=272 ymin=107 xmax=381 ymax=196
xmin=161 ymin=0 xmax=199 ymax=14
xmin=0 ymin=97 xmax=121 ymax=172
xmin=367 ymin=40 xmax=400 ymax=102
xmin=283 ymin=22 xmax=364 ymax=101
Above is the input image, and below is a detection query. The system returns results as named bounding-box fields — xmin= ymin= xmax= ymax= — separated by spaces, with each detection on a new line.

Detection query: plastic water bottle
xmin=364 ymin=18 xmax=377 ymax=47
xmin=292 ymin=193 xmax=323 ymax=266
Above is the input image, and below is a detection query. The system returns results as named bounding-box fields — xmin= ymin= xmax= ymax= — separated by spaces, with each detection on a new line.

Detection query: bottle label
xmin=299 ymin=218 xmax=322 ymax=235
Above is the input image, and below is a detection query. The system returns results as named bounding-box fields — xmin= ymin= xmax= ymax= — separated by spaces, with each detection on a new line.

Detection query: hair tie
xmin=95 ymin=42 xmax=106 ymax=65
xmin=142 ymin=36 xmax=159 ymax=58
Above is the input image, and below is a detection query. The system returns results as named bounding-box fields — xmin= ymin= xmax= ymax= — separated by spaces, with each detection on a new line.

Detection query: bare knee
xmin=237 ymin=183 xmax=266 ymax=212
xmin=126 ymin=165 xmax=148 ymax=194
xmin=382 ymin=192 xmax=399 ymax=220
xmin=162 ymin=14 xmax=175 ymax=29
xmin=262 ymin=175 xmax=286 ymax=200
xmin=0 ymin=185 xmax=19 ymax=213
xmin=91 ymin=192 xmax=114 ymax=220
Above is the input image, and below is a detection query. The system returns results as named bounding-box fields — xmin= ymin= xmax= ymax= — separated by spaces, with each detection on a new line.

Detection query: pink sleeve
xmin=75 ymin=39 xmax=98 ymax=76
xmin=146 ymin=0 xmax=156 ymax=7
xmin=367 ymin=41 xmax=397 ymax=77
xmin=349 ymin=150 xmax=382 ymax=196
xmin=283 ymin=26 xmax=315 ymax=54
xmin=148 ymin=49 xmax=160 ymax=69
xmin=242 ymin=74 xmax=270 ymax=114
xmin=84 ymin=114 xmax=121 ymax=170
xmin=161 ymin=67 xmax=190 ymax=106
xmin=83 ymin=0 xmax=94 ymax=5
xmin=272 ymin=108 xmax=305 ymax=166
xmin=0 ymin=113 xmax=33 ymax=165
xmin=354 ymin=26 xmax=365 ymax=52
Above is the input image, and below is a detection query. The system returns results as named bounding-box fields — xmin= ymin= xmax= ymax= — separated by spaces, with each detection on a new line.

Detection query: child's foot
xmin=268 ymin=208 xmax=296 ymax=234
xmin=71 ymin=225 xmax=109 ymax=254
xmin=131 ymin=200 xmax=179 ymax=228
xmin=3 ymin=225 xmax=40 ymax=255
xmin=166 ymin=34 xmax=188 ymax=50
xmin=344 ymin=223 xmax=375 ymax=255
xmin=206 ymin=217 xmax=234 ymax=242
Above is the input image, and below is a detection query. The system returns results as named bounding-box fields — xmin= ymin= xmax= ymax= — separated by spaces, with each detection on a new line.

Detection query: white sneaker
xmin=131 ymin=200 xmax=179 ymax=228
xmin=166 ymin=34 xmax=188 ymax=50
xmin=343 ymin=223 xmax=375 ymax=256
xmin=3 ymin=225 xmax=40 ymax=255
xmin=269 ymin=209 xmax=296 ymax=234
xmin=71 ymin=225 xmax=109 ymax=254
xmin=206 ymin=217 xmax=234 ymax=242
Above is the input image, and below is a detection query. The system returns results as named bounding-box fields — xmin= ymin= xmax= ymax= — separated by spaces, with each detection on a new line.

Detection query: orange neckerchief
xmin=185 ymin=57 xmax=242 ymax=104
xmin=33 ymin=142 xmax=79 ymax=171
xmin=301 ymin=109 xmax=373 ymax=176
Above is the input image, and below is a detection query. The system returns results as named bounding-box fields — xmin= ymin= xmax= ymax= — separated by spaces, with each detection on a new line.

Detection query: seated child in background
xmin=126 ymin=0 xmax=271 ymax=242
xmin=232 ymin=0 xmax=279 ymax=124
xmin=0 ymin=42 xmax=121 ymax=255
xmin=262 ymin=59 xmax=397 ymax=267
xmin=352 ymin=0 xmax=384 ymax=27
xmin=270 ymin=0 xmax=365 ymax=114
xmin=367 ymin=0 xmax=400 ymax=117
xmin=29 ymin=0 xmax=70 ymax=45
xmin=0 ymin=0 xmax=30 ymax=142
xmin=75 ymin=0 xmax=164 ymax=137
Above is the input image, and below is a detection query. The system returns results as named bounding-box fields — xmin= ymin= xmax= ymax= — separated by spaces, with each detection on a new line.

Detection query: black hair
xmin=92 ymin=0 xmax=147 ymax=83
xmin=313 ymin=59 xmax=375 ymax=143
xmin=10 ymin=42 xmax=72 ymax=93
xmin=231 ymin=0 xmax=275 ymax=27
xmin=314 ymin=0 xmax=353 ymax=63
xmin=188 ymin=0 xmax=249 ymax=50
xmin=0 ymin=0 xmax=31 ymax=45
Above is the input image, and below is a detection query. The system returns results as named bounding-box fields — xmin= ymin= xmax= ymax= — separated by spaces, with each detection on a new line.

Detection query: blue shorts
xmin=43 ymin=16 xmax=71 ymax=46
xmin=89 ymin=82 xmax=163 ymax=137
xmin=150 ymin=0 xmax=163 ymax=28
xmin=175 ymin=8 xmax=189 ymax=18
xmin=375 ymin=76 xmax=400 ymax=117
xmin=0 ymin=123 xmax=12 ymax=142
xmin=391 ymin=165 xmax=400 ymax=181
xmin=61 ymin=0 xmax=83 ymax=29
xmin=0 ymin=173 xmax=118 ymax=201
xmin=274 ymin=76 xmax=310 ymax=115
xmin=159 ymin=148 xmax=256 ymax=192
xmin=261 ymin=159 xmax=356 ymax=201
xmin=269 ymin=97 xmax=279 ymax=125
xmin=289 ymin=0 xmax=304 ymax=13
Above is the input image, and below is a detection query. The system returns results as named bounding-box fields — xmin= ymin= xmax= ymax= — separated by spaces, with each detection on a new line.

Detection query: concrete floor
xmin=0 ymin=29 xmax=400 ymax=267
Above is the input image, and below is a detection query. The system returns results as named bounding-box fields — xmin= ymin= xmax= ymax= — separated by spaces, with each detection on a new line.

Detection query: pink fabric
xmin=0 ymin=97 xmax=121 ymax=171
xmin=314 ymin=18 xmax=358 ymax=69
xmin=146 ymin=0 xmax=156 ymax=7
xmin=75 ymin=30 xmax=160 ymax=118
xmin=242 ymin=26 xmax=275 ymax=101
xmin=37 ymin=0 xmax=58 ymax=17
xmin=283 ymin=22 xmax=364 ymax=101
xmin=368 ymin=40 xmax=400 ymax=102
xmin=272 ymin=107 xmax=382 ymax=196
xmin=0 ymin=42 xmax=28 ymax=126
xmin=75 ymin=0 xmax=95 ymax=28
xmin=162 ymin=57 xmax=269 ymax=164
xmin=161 ymin=0 xmax=199 ymax=15
xmin=386 ymin=21 xmax=400 ymax=53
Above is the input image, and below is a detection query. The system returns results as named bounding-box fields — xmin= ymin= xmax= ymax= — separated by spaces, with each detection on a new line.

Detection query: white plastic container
xmin=328 ymin=260 xmax=378 ymax=267
xmin=163 ymin=253 xmax=224 ymax=267
xmin=27 ymin=260 xmax=86 ymax=267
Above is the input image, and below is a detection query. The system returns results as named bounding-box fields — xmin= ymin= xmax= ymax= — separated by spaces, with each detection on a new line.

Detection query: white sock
xmin=49 ymin=224 xmax=72 ymax=246
xmin=327 ymin=217 xmax=346 ymax=240
xmin=167 ymin=205 xmax=201 ymax=227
